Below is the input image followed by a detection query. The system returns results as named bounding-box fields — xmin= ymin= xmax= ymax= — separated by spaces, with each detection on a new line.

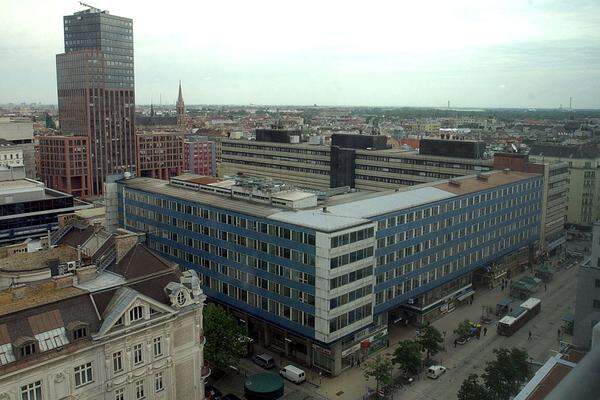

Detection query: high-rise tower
xmin=56 ymin=5 xmax=136 ymax=195
xmin=176 ymin=81 xmax=186 ymax=126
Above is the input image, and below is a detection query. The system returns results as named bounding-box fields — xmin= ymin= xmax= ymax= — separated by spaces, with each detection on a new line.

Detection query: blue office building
xmin=117 ymin=171 xmax=542 ymax=375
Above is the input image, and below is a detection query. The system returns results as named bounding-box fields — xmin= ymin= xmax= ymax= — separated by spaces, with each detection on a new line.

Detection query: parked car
xmin=427 ymin=365 xmax=447 ymax=379
xmin=279 ymin=364 xmax=306 ymax=384
xmin=252 ymin=353 xmax=276 ymax=369
xmin=205 ymin=384 xmax=223 ymax=400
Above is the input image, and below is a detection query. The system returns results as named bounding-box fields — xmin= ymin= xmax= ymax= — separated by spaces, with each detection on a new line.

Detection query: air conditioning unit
xmin=66 ymin=261 xmax=78 ymax=271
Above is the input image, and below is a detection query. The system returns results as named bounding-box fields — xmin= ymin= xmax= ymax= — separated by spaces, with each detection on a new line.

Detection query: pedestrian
xmin=544 ymin=284 xmax=547 ymax=292
xmin=483 ymin=327 xmax=488 ymax=336
xmin=528 ymin=331 xmax=532 ymax=340
xmin=558 ymin=328 xmax=561 ymax=338
xmin=454 ymin=339 xmax=457 ymax=348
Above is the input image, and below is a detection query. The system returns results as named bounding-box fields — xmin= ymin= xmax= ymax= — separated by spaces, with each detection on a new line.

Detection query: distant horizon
xmin=1 ymin=0 xmax=599 ymax=109
xmin=2 ymin=101 xmax=599 ymax=112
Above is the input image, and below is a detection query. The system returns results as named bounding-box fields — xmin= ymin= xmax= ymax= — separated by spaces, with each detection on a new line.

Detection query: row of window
xmin=330 ymin=285 xmax=373 ymax=309
xmin=222 ymin=150 xmax=330 ymax=166
xmin=201 ymin=274 xmax=315 ymax=328
xmin=20 ymin=374 xmax=162 ymax=400
xmin=124 ymin=190 xmax=316 ymax=245
xmin=331 ymin=227 xmax=375 ymax=248
xmin=374 ymin=229 xmax=536 ymax=306
xmin=330 ymin=247 xmax=374 ymax=269
xmin=330 ymin=266 xmax=374 ymax=289
xmin=329 ymin=304 xmax=373 ymax=333
xmin=125 ymin=209 xmax=317 ymax=268
xmin=223 ymin=141 xmax=329 ymax=157
xmin=376 ymin=188 xmax=540 ymax=231
xmin=150 ymin=241 xmax=315 ymax=306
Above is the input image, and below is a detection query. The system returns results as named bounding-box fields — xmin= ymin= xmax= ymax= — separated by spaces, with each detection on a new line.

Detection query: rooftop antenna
xmin=79 ymin=2 xmax=103 ymax=12
xmin=447 ymin=100 xmax=450 ymax=109
xmin=569 ymin=97 xmax=573 ymax=110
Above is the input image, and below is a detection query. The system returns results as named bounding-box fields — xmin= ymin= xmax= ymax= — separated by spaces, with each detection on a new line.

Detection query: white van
xmin=427 ymin=365 xmax=447 ymax=379
xmin=279 ymin=365 xmax=306 ymax=384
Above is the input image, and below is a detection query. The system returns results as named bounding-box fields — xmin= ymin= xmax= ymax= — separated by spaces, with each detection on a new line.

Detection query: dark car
xmin=252 ymin=353 xmax=276 ymax=369
xmin=223 ymin=394 xmax=243 ymax=400
xmin=205 ymin=384 xmax=223 ymax=400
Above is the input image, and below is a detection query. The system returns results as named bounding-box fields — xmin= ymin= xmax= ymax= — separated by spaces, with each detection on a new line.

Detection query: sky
xmin=1 ymin=0 xmax=600 ymax=108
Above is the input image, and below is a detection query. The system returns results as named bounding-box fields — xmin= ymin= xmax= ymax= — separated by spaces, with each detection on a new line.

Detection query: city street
xmin=319 ymin=257 xmax=579 ymax=400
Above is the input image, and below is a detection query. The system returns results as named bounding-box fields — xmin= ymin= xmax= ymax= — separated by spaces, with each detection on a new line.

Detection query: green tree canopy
xmin=392 ymin=340 xmax=422 ymax=376
xmin=482 ymin=348 xmax=531 ymax=400
xmin=203 ymin=303 xmax=249 ymax=371
xmin=363 ymin=355 xmax=394 ymax=390
xmin=455 ymin=319 xmax=472 ymax=338
xmin=457 ymin=374 xmax=491 ymax=400
xmin=417 ymin=325 xmax=444 ymax=360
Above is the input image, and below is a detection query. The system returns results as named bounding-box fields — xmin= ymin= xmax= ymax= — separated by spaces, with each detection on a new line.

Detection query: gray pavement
xmin=320 ymin=258 xmax=579 ymax=400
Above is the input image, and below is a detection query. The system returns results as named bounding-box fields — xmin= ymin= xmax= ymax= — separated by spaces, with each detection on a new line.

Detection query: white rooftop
xmin=270 ymin=187 xmax=456 ymax=231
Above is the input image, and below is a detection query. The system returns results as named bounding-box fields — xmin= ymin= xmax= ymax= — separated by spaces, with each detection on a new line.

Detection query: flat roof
xmin=121 ymin=170 xmax=539 ymax=232
xmin=0 ymin=279 xmax=86 ymax=317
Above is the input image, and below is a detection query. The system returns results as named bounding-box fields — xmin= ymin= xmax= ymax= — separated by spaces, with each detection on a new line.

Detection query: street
xmin=319 ymin=256 xmax=579 ymax=400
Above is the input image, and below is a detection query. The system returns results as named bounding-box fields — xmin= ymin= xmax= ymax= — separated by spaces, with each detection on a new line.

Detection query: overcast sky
xmin=1 ymin=0 xmax=599 ymax=108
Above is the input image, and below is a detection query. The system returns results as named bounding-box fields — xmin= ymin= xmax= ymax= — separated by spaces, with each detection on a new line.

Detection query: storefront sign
xmin=341 ymin=343 xmax=361 ymax=358
xmin=312 ymin=344 xmax=332 ymax=356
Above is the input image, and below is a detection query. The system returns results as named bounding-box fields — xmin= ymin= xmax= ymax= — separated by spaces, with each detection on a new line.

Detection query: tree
xmin=392 ymin=340 xmax=422 ymax=376
xmin=203 ymin=303 xmax=249 ymax=371
xmin=363 ymin=355 xmax=393 ymax=390
xmin=481 ymin=348 xmax=531 ymax=400
xmin=455 ymin=319 xmax=472 ymax=339
xmin=417 ymin=325 xmax=443 ymax=361
xmin=457 ymin=374 xmax=491 ymax=400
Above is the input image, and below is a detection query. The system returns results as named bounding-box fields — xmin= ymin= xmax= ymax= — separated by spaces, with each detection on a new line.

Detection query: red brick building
xmin=184 ymin=138 xmax=216 ymax=176
xmin=37 ymin=135 xmax=92 ymax=198
xmin=135 ymin=131 xmax=185 ymax=180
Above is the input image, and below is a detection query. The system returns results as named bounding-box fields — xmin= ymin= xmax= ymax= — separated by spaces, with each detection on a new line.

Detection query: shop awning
xmin=456 ymin=290 xmax=476 ymax=302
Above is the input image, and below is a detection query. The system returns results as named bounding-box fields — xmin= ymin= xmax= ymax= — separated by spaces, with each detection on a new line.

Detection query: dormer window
xmin=130 ymin=305 xmax=144 ymax=322
xmin=73 ymin=327 xmax=87 ymax=340
xmin=114 ymin=316 xmax=123 ymax=326
xmin=22 ymin=343 xmax=35 ymax=357
xmin=67 ymin=321 xmax=89 ymax=342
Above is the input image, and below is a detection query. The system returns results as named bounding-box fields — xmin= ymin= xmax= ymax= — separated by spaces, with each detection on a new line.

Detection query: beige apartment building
xmin=530 ymin=144 xmax=600 ymax=226
xmin=0 ymin=220 xmax=207 ymax=400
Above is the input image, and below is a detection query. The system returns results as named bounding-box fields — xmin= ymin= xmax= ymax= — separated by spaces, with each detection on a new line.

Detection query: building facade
xmin=0 ymin=117 xmax=37 ymax=179
xmin=219 ymin=134 xmax=493 ymax=191
xmin=573 ymin=222 xmax=600 ymax=349
xmin=0 ymin=166 xmax=90 ymax=244
xmin=494 ymin=153 xmax=569 ymax=256
xmin=56 ymin=6 xmax=136 ymax=196
xmin=117 ymin=170 xmax=542 ymax=375
xmin=37 ymin=135 xmax=92 ymax=198
xmin=530 ymin=144 xmax=600 ymax=227
xmin=0 ymin=221 xmax=207 ymax=400
xmin=184 ymin=138 xmax=216 ymax=177
xmin=136 ymin=132 xmax=185 ymax=180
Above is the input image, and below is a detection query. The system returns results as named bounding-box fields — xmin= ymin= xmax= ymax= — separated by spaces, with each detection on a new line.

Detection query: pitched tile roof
xmin=108 ymin=243 xmax=176 ymax=281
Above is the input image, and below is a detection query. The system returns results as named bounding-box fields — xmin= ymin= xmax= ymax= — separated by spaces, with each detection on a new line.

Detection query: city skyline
xmin=1 ymin=0 xmax=600 ymax=108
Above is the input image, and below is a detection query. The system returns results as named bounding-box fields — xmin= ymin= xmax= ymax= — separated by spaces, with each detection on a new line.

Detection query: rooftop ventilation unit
xmin=449 ymin=179 xmax=461 ymax=187
xmin=476 ymin=173 xmax=489 ymax=181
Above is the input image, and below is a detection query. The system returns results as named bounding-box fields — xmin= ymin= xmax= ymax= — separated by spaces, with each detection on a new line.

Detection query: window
xmin=133 ymin=343 xmax=143 ymax=365
xmin=20 ymin=381 xmax=42 ymax=400
xmin=114 ymin=388 xmax=124 ymax=400
xmin=153 ymin=337 xmax=163 ymax=357
xmin=113 ymin=351 xmax=123 ymax=372
xmin=130 ymin=306 xmax=144 ymax=322
xmin=594 ymin=299 xmax=600 ymax=309
xmin=74 ymin=362 xmax=93 ymax=387
xmin=596 ymin=279 xmax=600 ymax=288
xmin=20 ymin=342 xmax=36 ymax=358
xmin=155 ymin=371 xmax=164 ymax=392
xmin=73 ymin=327 xmax=87 ymax=340
xmin=176 ymin=291 xmax=186 ymax=306
xmin=135 ymin=379 xmax=145 ymax=399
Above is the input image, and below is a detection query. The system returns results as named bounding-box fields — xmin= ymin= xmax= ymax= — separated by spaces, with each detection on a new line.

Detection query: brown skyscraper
xmin=56 ymin=5 xmax=136 ymax=195
xmin=176 ymin=81 xmax=186 ymax=126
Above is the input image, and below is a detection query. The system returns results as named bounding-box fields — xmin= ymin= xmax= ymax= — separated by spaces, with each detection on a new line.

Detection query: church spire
xmin=176 ymin=80 xmax=186 ymax=126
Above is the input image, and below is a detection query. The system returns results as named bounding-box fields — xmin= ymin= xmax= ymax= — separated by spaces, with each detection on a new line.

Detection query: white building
xmin=0 ymin=239 xmax=207 ymax=400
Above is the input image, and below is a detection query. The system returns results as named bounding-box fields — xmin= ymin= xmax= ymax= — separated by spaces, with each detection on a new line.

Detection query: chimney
xmin=53 ymin=275 xmax=74 ymax=289
xmin=75 ymin=265 xmax=97 ymax=284
xmin=322 ymin=207 xmax=328 ymax=213
xmin=114 ymin=232 xmax=140 ymax=263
